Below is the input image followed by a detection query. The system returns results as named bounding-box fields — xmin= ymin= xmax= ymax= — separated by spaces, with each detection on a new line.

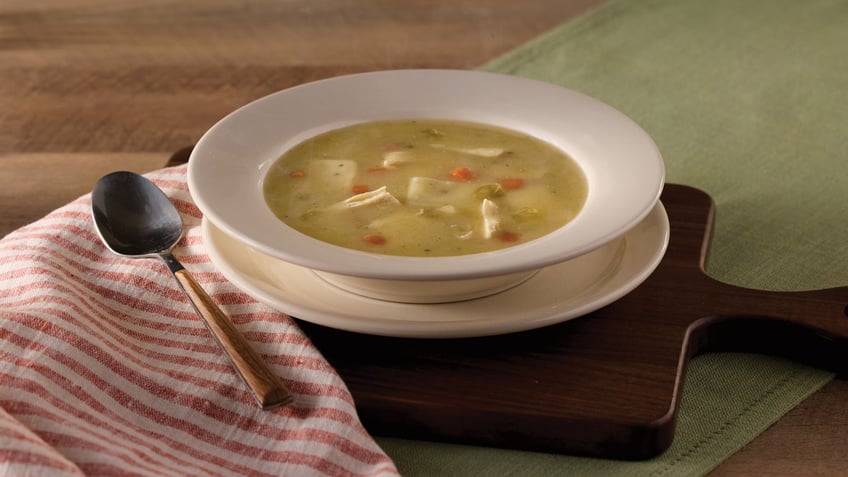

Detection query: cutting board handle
xmin=687 ymin=282 xmax=848 ymax=377
xmin=660 ymin=185 xmax=848 ymax=376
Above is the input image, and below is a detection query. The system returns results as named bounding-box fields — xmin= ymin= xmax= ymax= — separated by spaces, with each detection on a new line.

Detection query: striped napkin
xmin=0 ymin=165 xmax=398 ymax=476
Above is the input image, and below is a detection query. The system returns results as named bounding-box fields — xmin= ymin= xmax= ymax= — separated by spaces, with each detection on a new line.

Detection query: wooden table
xmin=1 ymin=1 xmax=844 ymax=474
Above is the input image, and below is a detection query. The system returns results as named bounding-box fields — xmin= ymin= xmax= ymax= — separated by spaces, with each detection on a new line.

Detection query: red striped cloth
xmin=0 ymin=166 xmax=399 ymax=476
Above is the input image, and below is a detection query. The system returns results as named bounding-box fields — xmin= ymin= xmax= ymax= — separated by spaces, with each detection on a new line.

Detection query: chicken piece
xmin=481 ymin=198 xmax=501 ymax=239
xmin=342 ymin=185 xmax=400 ymax=208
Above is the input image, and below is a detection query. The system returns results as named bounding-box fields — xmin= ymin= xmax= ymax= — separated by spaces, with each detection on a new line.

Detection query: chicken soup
xmin=263 ymin=119 xmax=587 ymax=257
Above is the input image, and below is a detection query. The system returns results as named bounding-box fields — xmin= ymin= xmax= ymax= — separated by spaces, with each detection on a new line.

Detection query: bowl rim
xmin=188 ymin=69 xmax=664 ymax=280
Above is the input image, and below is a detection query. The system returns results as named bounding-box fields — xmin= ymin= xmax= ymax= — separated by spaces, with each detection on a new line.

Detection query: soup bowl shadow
xmin=307 ymin=235 xmax=628 ymax=303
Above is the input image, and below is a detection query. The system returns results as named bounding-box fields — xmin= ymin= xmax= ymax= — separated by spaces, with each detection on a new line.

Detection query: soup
xmin=263 ymin=119 xmax=587 ymax=257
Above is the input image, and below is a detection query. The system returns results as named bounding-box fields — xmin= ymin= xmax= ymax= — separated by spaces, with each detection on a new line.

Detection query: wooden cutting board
xmin=297 ymin=184 xmax=848 ymax=460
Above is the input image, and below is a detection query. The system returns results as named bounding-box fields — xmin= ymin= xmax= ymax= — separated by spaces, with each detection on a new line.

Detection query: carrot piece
xmin=499 ymin=178 xmax=525 ymax=190
xmin=363 ymin=234 xmax=387 ymax=245
xmin=352 ymin=184 xmax=370 ymax=194
xmin=368 ymin=167 xmax=390 ymax=174
xmin=450 ymin=167 xmax=474 ymax=181
xmin=497 ymin=231 xmax=520 ymax=242
xmin=289 ymin=170 xmax=306 ymax=178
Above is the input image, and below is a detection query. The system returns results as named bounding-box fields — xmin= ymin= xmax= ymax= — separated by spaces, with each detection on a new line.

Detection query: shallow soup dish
xmin=188 ymin=70 xmax=665 ymax=304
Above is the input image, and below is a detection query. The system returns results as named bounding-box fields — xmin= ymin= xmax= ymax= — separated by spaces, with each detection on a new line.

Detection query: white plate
xmin=201 ymin=201 xmax=670 ymax=338
xmin=188 ymin=69 xmax=665 ymax=281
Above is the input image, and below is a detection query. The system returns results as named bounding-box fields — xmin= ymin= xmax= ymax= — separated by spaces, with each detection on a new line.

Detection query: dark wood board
xmin=296 ymin=184 xmax=848 ymax=460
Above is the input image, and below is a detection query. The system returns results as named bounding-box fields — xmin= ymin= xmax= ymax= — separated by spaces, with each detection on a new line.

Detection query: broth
xmin=263 ymin=119 xmax=587 ymax=257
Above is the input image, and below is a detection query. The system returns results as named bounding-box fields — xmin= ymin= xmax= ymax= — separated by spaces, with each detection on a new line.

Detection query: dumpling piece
xmin=306 ymin=159 xmax=357 ymax=194
xmin=406 ymin=177 xmax=472 ymax=209
xmin=382 ymin=150 xmax=416 ymax=168
xmin=430 ymin=144 xmax=505 ymax=157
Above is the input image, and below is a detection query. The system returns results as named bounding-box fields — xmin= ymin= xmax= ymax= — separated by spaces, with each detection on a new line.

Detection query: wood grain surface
xmin=1 ymin=1 xmax=845 ymax=474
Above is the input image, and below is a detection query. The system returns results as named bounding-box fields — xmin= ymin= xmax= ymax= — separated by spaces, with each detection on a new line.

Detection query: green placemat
xmin=377 ymin=0 xmax=847 ymax=475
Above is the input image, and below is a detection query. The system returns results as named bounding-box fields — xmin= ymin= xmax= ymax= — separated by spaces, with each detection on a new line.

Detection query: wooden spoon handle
xmin=172 ymin=268 xmax=294 ymax=409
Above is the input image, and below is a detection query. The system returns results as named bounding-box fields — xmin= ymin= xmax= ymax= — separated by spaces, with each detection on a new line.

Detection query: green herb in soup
xmin=263 ymin=120 xmax=588 ymax=257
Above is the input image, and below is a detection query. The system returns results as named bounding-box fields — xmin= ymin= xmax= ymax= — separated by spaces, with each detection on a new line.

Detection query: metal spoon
xmin=91 ymin=171 xmax=293 ymax=409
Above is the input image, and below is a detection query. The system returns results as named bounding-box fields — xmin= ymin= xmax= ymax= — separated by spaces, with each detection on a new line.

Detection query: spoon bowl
xmin=91 ymin=171 xmax=292 ymax=409
xmin=92 ymin=171 xmax=183 ymax=257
